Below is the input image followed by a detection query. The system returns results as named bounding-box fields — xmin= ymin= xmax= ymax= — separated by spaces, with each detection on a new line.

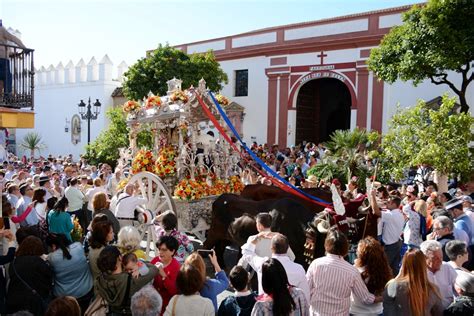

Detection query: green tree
xmin=381 ymin=95 xmax=474 ymax=182
xmin=84 ymin=107 xmax=153 ymax=167
xmin=20 ymin=132 xmax=46 ymax=158
xmin=123 ymin=44 xmax=228 ymax=100
xmin=368 ymin=0 xmax=474 ymax=113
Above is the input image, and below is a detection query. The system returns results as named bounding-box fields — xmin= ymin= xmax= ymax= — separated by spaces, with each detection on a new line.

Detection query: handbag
xmin=85 ymin=295 xmax=108 ymax=316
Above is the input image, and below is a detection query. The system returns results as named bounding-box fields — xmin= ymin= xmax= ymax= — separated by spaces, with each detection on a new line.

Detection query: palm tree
xmin=20 ymin=132 xmax=46 ymax=158
xmin=307 ymin=128 xmax=379 ymax=190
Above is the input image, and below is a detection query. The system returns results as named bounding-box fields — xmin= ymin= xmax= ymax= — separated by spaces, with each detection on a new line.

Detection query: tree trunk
xmin=433 ymin=170 xmax=449 ymax=194
xmin=459 ymin=91 xmax=469 ymax=113
xmin=30 ymin=149 xmax=35 ymax=159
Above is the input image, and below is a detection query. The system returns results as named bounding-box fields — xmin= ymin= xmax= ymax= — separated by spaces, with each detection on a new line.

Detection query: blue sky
xmin=1 ymin=0 xmax=421 ymax=69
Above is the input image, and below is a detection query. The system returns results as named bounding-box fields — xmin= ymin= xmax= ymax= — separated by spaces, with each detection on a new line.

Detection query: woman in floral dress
xmin=154 ymin=210 xmax=194 ymax=263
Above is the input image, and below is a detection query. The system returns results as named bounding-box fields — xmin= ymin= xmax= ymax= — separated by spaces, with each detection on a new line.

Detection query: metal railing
xmin=0 ymin=43 xmax=34 ymax=110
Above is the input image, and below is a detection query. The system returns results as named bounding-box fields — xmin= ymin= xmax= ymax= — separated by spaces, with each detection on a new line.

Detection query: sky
xmin=1 ymin=0 xmax=422 ymax=69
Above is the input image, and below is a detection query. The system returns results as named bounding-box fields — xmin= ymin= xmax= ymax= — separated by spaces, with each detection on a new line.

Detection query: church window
xmin=235 ymin=70 xmax=248 ymax=97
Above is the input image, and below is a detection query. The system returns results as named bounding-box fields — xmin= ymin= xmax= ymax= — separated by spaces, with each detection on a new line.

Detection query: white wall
xmin=217 ymin=46 xmax=473 ymax=146
xmin=382 ymin=72 xmax=474 ymax=133
xmin=219 ymin=56 xmax=269 ymax=145
xmin=15 ymin=56 xmax=126 ymax=159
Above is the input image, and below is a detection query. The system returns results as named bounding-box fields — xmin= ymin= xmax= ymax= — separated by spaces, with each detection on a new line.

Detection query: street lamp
xmin=78 ymin=97 xmax=101 ymax=145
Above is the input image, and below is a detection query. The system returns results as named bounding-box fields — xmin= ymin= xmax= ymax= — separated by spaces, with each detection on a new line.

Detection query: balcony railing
xmin=0 ymin=43 xmax=34 ymax=110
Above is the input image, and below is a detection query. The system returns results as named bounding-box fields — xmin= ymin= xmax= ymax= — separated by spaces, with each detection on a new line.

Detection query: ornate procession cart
xmin=121 ymin=78 xmax=244 ymax=255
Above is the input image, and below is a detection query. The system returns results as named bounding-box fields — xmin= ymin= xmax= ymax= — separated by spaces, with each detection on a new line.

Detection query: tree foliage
xmin=381 ymin=95 xmax=474 ymax=181
xmin=83 ymin=107 xmax=153 ymax=167
xmin=122 ymin=44 xmax=228 ymax=100
xmin=307 ymin=128 xmax=380 ymax=189
xmin=368 ymin=0 xmax=474 ymax=112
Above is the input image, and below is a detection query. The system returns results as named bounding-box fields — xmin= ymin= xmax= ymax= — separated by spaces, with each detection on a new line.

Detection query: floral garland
xmin=207 ymin=179 xmax=228 ymax=196
xmin=215 ymin=94 xmax=230 ymax=106
xmin=228 ymin=175 xmax=245 ymax=193
xmin=145 ymin=95 xmax=162 ymax=109
xmin=131 ymin=149 xmax=156 ymax=174
xmin=174 ymin=179 xmax=207 ymax=200
xmin=123 ymin=100 xmax=141 ymax=113
xmin=71 ymin=217 xmax=83 ymax=242
xmin=170 ymin=90 xmax=189 ymax=103
xmin=178 ymin=121 xmax=189 ymax=138
xmin=155 ymin=146 xmax=177 ymax=178
xmin=116 ymin=177 xmax=131 ymax=192
xmin=173 ymin=172 xmax=246 ymax=200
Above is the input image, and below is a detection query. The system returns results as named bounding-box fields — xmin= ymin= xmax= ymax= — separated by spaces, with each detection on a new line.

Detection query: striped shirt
xmin=306 ymin=254 xmax=375 ymax=316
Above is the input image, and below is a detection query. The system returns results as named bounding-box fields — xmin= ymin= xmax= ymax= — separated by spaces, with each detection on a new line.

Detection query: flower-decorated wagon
xmin=120 ymin=78 xmax=244 ymax=255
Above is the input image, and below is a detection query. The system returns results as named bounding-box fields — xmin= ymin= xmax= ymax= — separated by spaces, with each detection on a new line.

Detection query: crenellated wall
xmin=35 ymin=55 xmax=128 ymax=86
xmin=15 ymin=56 xmax=129 ymax=159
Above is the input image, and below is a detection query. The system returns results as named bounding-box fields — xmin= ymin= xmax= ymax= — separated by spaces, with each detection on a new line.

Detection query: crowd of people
xmin=0 ymin=146 xmax=473 ymax=316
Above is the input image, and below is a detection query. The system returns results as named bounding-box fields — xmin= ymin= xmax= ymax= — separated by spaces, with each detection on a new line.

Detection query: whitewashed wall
xmin=15 ymin=56 xmax=128 ymax=159
xmin=382 ymin=73 xmax=474 ymax=133
xmin=219 ymin=56 xmax=269 ymax=145
xmin=217 ymin=44 xmax=473 ymax=146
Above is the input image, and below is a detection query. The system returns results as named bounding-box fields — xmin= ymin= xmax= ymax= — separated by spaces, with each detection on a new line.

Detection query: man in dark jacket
xmin=444 ymin=271 xmax=474 ymax=316
xmin=218 ymin=265 xmax=256 ymax=316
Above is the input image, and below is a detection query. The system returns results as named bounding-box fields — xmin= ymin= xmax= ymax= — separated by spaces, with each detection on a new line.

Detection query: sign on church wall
xmin=300 ymin=69 xmax=346 ymax=85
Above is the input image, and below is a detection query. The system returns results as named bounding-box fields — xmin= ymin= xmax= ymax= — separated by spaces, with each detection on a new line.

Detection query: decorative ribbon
xmin=201 ymin=91 xmax=331 ymax=207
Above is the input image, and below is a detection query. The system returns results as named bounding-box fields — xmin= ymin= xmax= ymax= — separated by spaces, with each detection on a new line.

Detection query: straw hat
xmin=306 ymin=175 xmax=318 ymax=184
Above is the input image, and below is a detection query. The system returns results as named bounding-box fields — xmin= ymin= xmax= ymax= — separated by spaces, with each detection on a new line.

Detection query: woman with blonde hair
xmin=185 ymin=251 xmax=229 ymax=312
xmin=383 ymin=249 xmax=443 ymax=316
xmin=117 ymin=226 xmax=146 ymax=260
xmin=414 ymin=199 xmax=429 ymax=240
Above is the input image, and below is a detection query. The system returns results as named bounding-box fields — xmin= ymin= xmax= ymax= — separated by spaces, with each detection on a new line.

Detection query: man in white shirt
xmin=114 ymin=183 xmax=147 ymax=227
xmin=85 ymin=178 xmax=107 ymax=211
xmin=370 ymin=191 xmax=405 ymax=275
xmin=238 ymin=213 xmax=295 ymax=268
xmin=420 ymin=240 xmax=457 ymax=309
xmin=107 ymin=168 xmax=122 ymax=197
xmin=240 ymin=232 xmax=310 ymax=303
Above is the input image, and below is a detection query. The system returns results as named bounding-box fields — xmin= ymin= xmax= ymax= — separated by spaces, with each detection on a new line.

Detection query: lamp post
xmin=78 ymin=97 xmax=101 ymax=145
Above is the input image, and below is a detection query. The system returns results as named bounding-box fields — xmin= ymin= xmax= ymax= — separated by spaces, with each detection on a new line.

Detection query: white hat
xmin=444 ymin=198 xmax=463 ymax=211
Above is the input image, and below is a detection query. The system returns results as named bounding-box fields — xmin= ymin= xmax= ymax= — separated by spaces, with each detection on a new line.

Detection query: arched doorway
xmin=295 ymin=78 xmax=351 ymax=145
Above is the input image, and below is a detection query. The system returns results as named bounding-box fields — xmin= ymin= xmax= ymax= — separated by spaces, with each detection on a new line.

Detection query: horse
xmin=204 ymin=194 xmax=312 ymax=268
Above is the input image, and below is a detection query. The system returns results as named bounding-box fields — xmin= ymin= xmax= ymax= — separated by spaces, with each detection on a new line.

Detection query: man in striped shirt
xmin=306 ymin=229 xmax=382 ymax=316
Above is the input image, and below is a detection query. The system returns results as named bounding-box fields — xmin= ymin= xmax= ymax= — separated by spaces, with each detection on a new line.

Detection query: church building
xmin=168 ymin=4 xmax=473 ymax=147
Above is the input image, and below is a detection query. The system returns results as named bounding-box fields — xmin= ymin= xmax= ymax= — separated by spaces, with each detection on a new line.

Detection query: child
xmin=122 ymin=252 xmax=149 ymax=277
xmin=217 ymin=265 xmax=257 ymax=316
xmin=154 ymin=210 xmax=193 ymax=263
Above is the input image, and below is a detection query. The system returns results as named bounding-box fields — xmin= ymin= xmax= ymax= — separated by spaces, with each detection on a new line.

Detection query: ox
xmin=208 ymin=185 xmax=379 ymax=267
xmin=204 ymin=194 xmax=312 ymax=268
